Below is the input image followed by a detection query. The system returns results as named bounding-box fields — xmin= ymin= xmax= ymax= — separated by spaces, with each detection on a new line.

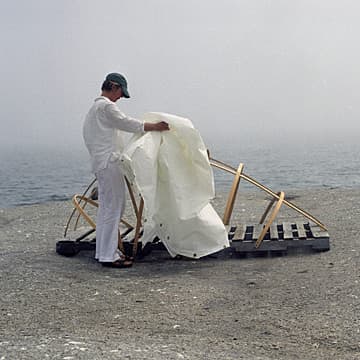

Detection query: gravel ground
xmin=0 ymin=188 xmax=359 ymax=359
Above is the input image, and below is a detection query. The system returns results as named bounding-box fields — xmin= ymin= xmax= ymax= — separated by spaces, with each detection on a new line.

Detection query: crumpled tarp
xmin=119 ymin=112 xmax=229 ymax=258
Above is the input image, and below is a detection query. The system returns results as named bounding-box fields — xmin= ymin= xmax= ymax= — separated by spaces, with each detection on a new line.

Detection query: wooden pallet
xmin=227 ymin=222 xmax=330 ymax=254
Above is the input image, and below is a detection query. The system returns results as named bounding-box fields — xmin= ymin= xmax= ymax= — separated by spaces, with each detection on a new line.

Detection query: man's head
xmin=101 ymin=73 xmax=130 ymax=101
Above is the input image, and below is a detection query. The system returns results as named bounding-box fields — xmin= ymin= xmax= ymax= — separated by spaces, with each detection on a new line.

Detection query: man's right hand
xmin=144 ymin=121 xmax=170 ymax=132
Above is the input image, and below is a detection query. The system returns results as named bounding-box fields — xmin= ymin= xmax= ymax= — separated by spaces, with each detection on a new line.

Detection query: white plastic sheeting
xmin=119 ymin=112 xmax=229 ymax=258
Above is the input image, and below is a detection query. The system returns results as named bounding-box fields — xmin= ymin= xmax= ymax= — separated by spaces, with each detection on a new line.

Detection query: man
xmin=83 ymin=73 xmax=169 ymax=268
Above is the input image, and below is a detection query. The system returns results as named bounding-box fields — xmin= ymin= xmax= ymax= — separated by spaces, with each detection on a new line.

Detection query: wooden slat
xmin=310 ymin=225 xmax=330 ymax=238
xmin=252 ymin=224 xmax=264 ymax=240
xmin=283 ymin=222 xmax=294 ymax=239
xmin=269 ymin=224 xmax=279 ymax=240
xmin=295 ymin=222 xmax=307 ymax=238
xmin=232 ymin=224 xmax=246 ymax=241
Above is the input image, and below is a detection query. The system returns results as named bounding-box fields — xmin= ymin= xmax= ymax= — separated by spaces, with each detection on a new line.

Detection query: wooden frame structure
xmin=61 ymin=155 xmax=328 ymax=257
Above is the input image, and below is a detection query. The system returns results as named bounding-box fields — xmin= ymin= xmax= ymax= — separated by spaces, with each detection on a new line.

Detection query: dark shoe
xmin=101 ymin=258 xmax=133 ymax=268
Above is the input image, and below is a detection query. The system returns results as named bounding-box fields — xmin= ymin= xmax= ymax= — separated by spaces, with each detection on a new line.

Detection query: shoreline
xmin=2 ymin=185 xmax=360 ymax=211
xmin=0 ymin=188 xmax=359 ymax=359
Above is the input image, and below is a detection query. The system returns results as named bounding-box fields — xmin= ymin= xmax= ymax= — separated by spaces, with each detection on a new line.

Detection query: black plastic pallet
xmin=56 ymin=222 xmax=329 ymax=258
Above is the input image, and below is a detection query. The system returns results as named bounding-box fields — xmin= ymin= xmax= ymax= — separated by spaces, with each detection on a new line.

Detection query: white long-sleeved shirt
xmin=83 ymin=96 xmax=144 ymax=173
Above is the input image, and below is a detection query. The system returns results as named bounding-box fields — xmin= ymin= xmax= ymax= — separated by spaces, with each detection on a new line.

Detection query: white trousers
xmin=95 ymin=161 xmax=126 ymax=262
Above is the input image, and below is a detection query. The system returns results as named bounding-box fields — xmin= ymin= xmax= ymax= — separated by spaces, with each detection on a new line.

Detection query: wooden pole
xmin=132 ymin=197 xmax=144 ymax=258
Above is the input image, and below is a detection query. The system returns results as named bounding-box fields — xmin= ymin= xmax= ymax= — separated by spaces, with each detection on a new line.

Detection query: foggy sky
xmin=1 ymin=0 xmax=359 ymax=149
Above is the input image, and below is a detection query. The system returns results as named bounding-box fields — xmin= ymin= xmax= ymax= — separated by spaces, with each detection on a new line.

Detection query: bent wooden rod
xmin=64 ymin=177 xmax=97 ymax=237
xmin=210 ymin=158 xmax=327 ymax=231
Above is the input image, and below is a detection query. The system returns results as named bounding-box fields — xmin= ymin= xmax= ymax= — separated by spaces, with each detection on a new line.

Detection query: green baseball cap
xmin=105 ymin=72 xmax=130 ymax=98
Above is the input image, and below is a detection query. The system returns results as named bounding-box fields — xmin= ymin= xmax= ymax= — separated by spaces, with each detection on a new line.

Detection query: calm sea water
xmin=0 ymin=140 xmax=359 ymax=208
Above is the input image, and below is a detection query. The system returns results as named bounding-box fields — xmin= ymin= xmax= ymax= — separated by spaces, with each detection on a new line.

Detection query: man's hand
xmin=144 ymin=121 xmax=170 ymax=132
